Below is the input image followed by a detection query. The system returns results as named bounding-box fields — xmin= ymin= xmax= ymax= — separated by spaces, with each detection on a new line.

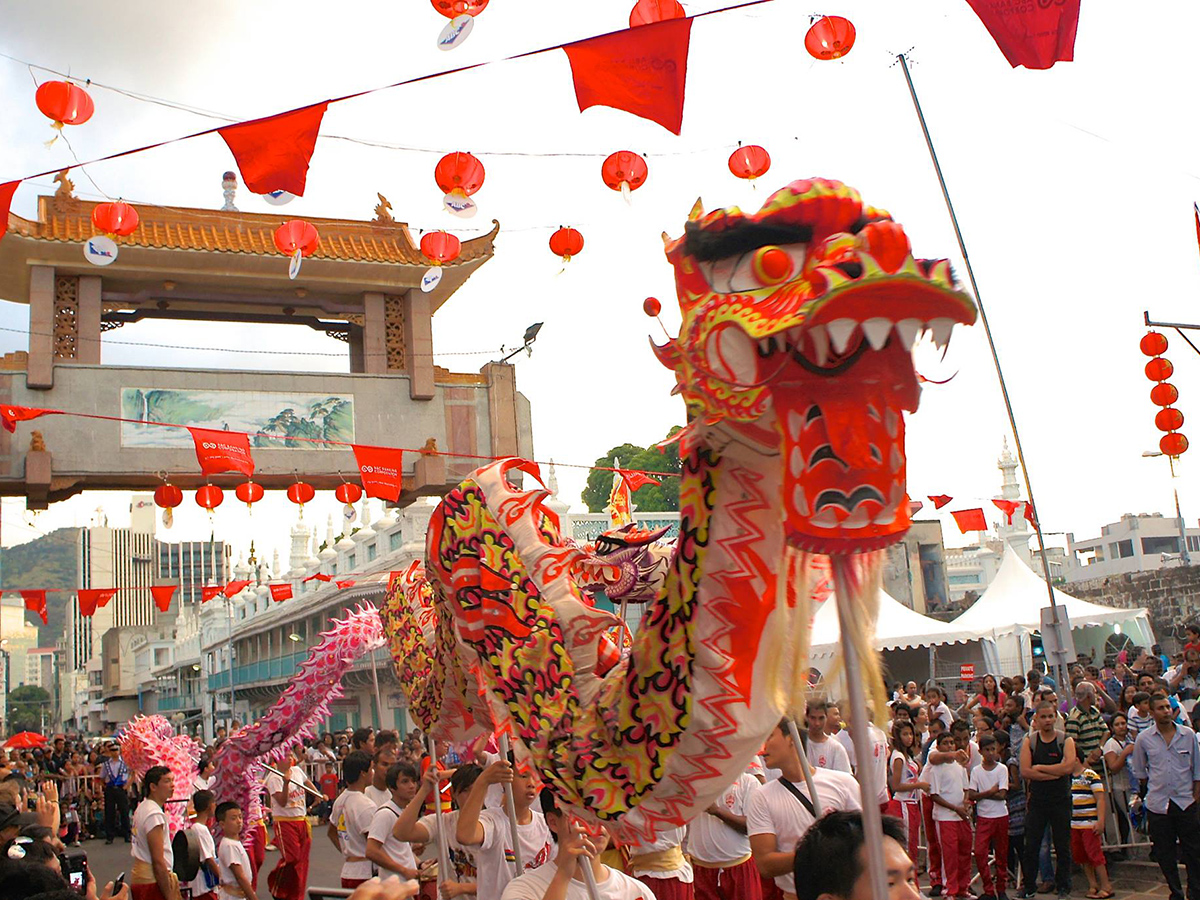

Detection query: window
xmin=1115 ymin=539 xmax=1134 ymax=559
xmin=154 ymin=648 xmax=169 ymax=666
xmin=390 ymin=531 xmax=403 ymax=552
xmin=1141 ymin=536 xmax=1180 ymax=555
xmin=948 ymin=574 xmax=979 ymax=585
xmin=1188 ymin=536 xmax=1200 ymax=552
xmin=367 ymin=543 xmax=377 ymax=562
xmin=347 ymin=553 xmax=356 ymax=570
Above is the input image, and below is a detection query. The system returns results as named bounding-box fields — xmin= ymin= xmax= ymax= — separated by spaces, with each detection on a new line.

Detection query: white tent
xmin=809 ymin=588 xmax=991 ymax=658
xmin=949 ymin=552 xmax=1155 ymax=674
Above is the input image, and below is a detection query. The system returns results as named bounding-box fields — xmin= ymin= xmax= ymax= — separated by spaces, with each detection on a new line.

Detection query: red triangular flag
xmin=0 ymin=181 xmax=18 ymax=243
xmin=964 ymin=0 xmax=1080 ymax=70
xmin=950 ymin=508 xmax=988 ymax=533
xmin=1 ymin=405 xmax=57 ymax=433
xmin=21 ymin=590 xmax=47 ymax=625
xmin=562 ymin=17 xmax=692 ymax=135
xmin=218 ymin=103 xmax=328 ymax=197
xmin=269 ymin=583 xmax=293 ymax=602
xmin=77 ymin=588 xmax=117 ymax=617
xmin=201 ymin=586 xmax=222 ymax=603
xmin=352 ymin=444 xmax=404 ymax=502
xmin=619 ymin=470 xmax=661 ymax=492
xmin=928 ymin=494 xmax=953 ymax=510
xmin=223 ymin=579 xmax=252 ymax=598
xmin=189 ymin=428 xmax=255 ymax=478
xmin=335 ymin=579 xmax=357 ymax=589
xmin=1023 ymin=501 xmax=1038 ymax=527
xmin=151 ymin=585 xmax=177 ymax=613
xmin=303 ymin=572 xmax=333 ymax=583
xmin=992 ymin=498 xmax=1021 ymax=524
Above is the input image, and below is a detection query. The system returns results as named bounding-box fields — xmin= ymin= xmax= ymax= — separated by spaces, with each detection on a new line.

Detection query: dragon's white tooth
xmin=841 ymin=507 xmax=871 ymax=529
xmin=863 ymin=318 xmax=892 ymax=351
xmin=895 ymin=319 xmax=921 ymax=350
xmin=759 ymin=338 xmax=772 ymax=355
xmin=787 ymin=410 xmax=805 ymax=441
xmin=792 ymin=485 xmax=809 ymax=517
xmin=810 ymin=508 xmax=840 ymax=529
xmin=786 ymin=327 xmax=803 ymax=346
xmin=827 ymin=319 xmax=857 ymax=355
xmin=931 ymin=318 xmax=954 ymax=349
xmin=808 ymin=326 xmax=829 ymax=366
xmin=885 ymin=407 xmax=899 ymax=438
xmin=789 ymin=446 xmax=804 ymax=478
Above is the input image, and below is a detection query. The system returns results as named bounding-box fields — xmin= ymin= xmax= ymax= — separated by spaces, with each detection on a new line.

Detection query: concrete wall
xmin=1066 ymin=565 xmax=1200 ymax=654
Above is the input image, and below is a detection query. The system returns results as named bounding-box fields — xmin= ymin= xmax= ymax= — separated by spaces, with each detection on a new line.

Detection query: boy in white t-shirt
xmin=215 ymin=801 xmax=259 ymax=900
xmin=928 ymin=733 xmax=972 ymax=900
xmin=264 ymin=748 xmax=317 ymax=900
xmin=393 ymin=762 xmax=482 ymax=898
xmin=500 ymin=789 xmax=653 ymax=900
xmin=686 ymin=770 xmax=760 ymax=900
xmin=805 ymin=700 xmax=852 ymax=774
xmin=365 ymin=760 xmax=421 ymax=881
xmin=189 ymin=790 xmax=220 ymax=900
xmin=967 ymin=734 xmax=1009 ymax=900
xmin=328 ymin=750 xmax=379 ymax=889
xmin=457 ymin=758 xmax=554 ymax=900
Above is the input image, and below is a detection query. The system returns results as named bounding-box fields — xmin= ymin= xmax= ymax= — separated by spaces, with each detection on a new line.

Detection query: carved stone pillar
xmin=28 ymin=266 xmax=56 ymax=389
xmin=75 ymin=275 xmax=102 ymax=364
xmin=402 ymin=290 xmax=434 ymax=400
xmin=481 ymin=361 xmax=519 ymax=458
xmin=362 ymin=292 xmax=387 ymax=375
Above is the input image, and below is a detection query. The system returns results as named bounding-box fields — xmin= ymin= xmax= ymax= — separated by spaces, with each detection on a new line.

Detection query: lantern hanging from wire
xmin=1141 ymin=330 xmax=1187 ymax=459
xmin=420 ymin=230 xmax=462 ymax=293
xmin=235 ymin=481 xmax=264 ymax=512
xmin=435 ymin=152 xmax=485 ymax=218
xmin=804 ymin=15 xmax=856 ymax=60
xmin=91 ymin=201 xmax=139 ymax=237
xmin=629 ymin=0 xmax=684 ymax=26
xmin=154 ymin=483 xmax=183 ymax=528
xmin=35 ymin=80 xmax=94 ymax=144
xmin=432 ymin=0 xmax=488 ymax=50
xmin=287 ymin=481 xmax=316 ymax=518
xmin=549 ymin=226 xmax=584 ymax=268
xmin=273 ymin=220 xmax=320 ymax=280
xmin=195 ymin=484 xmax=224 ymax=514
xmin=728 ymin=143 xmax=771 ymax=183
xmin=601 ymin=151 xmax=648 ymax=203
xmin=335 ymin=482 xmax=363 ymax=521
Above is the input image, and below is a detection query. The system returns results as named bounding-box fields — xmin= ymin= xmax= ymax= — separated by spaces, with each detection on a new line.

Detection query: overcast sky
xmin=1 ymin=0 xmax=1198 ymax=571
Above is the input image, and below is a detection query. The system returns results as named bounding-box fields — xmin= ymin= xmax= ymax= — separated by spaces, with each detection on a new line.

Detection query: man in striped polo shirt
xmin=1066 ymin=683 xmax=1108 ymax=768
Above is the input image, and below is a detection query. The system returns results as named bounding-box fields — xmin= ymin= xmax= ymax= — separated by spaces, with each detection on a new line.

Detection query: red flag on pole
xmin=151 ymin=585 xmax=177 ymax=613
xmin=965 ymin=0 xmax=1080 ymax=70
xmin=950 ymin=508 xmax=988 ymax=533
xmin=619 ymin=470 xmax=661 ymax=492
xmin=218 ymin=103 xmax=328 ymax=197
xmin=189 ymin=428 xmax=255 ymax=478
xmin=0 ymin=181 xmax=18 ymax=242
xmin=223 ymin=579 xmax=251 ymax=598
xmin=269 ymin=583 xmax=293 ymax=602
xmin=20 ymin=590 xmax=47 ymax=624
xmin=77 ymin=588 xmax=117 ymax=617
xmin=1 ymin=405 xmax=57 ymax=433
xmin=563 ymin=17 xmax=692 ymax=135
xmin=991 ymin=498 xmax=1021 ymax=524
xmin=928 ymin=494 xmax=953 ymax=509
xmin=352 ymin=444 xmax=404 ymax=502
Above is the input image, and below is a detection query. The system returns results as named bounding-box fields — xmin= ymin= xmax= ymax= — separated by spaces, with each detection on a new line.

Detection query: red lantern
xmin=728 ymin=144 xmax=771 ymax=181
xmin=420 ymin=231 xmax=462 ymax=265
xmin=287 ymin=482 xmax=316 ymax=506
xmin=91 ymin=201 xmax=139 ymax=237
xmin=435 ymin=152 xmax=485 ymax=216
xmin=273 ymin=220 xmax=320 ymax=257
xmin=629 ymin=0 xmax=684 ymax=26
xmin=431 ymin=0 xmax=488 ymax=16
xmin=1156 ymin=408 xmax=1185 ymax=432
xmin=1151 ymin=382 xmax=1180 ymax=407
xmin=1140 ymin=331 xmax=1169 ymax=357
xmin=1161 ymin=432 xmax=1189 ymax=458
xmin=195 ymin=485 xmax=224 ymax=513
xmin=35 ymin=80 xmax=94 ymax=129
xmin=549 ymin=227 xmax=584 ymax=263
xmin=1146 ymin=357 xmax=1174 ymax=382
xmin=602 ymin=151 xmax=648 ymax=199
xmin=154 ymin=484 xmax=183 ymax=509
xmin=643 ymin=297 xmax=661 ymax=317
xmin=805 ymin=15 xmax=856 ymax=60
xmin=235 ymin=481 xmax=264 ymax=510
xmin=335 ymin=483 xmax=363 ymax=505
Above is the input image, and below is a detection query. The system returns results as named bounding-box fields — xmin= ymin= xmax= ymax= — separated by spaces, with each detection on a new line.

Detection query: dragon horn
xmin=688 ymin=197 xmax=704 ymax=221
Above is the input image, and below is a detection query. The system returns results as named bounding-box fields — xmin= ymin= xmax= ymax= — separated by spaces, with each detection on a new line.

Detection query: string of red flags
xmin=201 ymin=586 xmax=222 ymax=603
xmin=190 ymin=428 xmax=256 ymax=478
xmin=20 ymin=590 xmax=48 ymax=624
xmin=151 ymin=585 xmax=177 ymax=613
xmin=77 ymin=588 xmax=117 ymax=616
xmin=269 ymin=583 xmax=293 ymax=602
xmin=304 ymin=573 xmax=333 ymax=584
xmin=218 ymin=103 xmax=328 ymax=198
xmin=927 ymin=494 xmax=953 ymax=510
xmin=950 ymin=508 xmax=988 ymax=534
xmin=618 ymin=469 xmax=661 ymax=491
xmin=964 ymin=0 xmax=1080 ymax=70
xmin=223 ymin=579 xmax=252 ymax=598
xmin=352 ymin=445 xmax=405 ymax=502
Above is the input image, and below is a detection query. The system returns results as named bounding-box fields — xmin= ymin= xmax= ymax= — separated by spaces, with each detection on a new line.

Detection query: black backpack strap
xmin=777 ymin=778 xmax=816 ymax=817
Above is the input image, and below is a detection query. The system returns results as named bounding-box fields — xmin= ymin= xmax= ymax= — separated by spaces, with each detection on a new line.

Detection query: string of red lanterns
xmin=419 ymin=230 xmax=462 ymax=293
xmin=549 ymin=226 xmax=584 ymax=265
xmin=435 ymin=151 xmax=485 ymax=218
xmin=601 ymin=151 xmax=648 ymax=203
xmin=1142 ymin=330 xmax=1188 ymax=458
xmin=35 ymin=80 xmax=94 ymax=144
xmin=728 ymin=143 xmax=771 ymax=182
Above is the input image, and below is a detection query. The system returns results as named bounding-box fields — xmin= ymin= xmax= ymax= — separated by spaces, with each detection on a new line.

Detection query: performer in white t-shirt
xmin=366 ymin=760 xmax=421 ymax=880
xmin=189 ymin=790 xmax=220 ymax=900
xmin=687 ymin=771 xmax=761 ymax=900
xmin=501 ymin=790 xmax=653 ymax=900
xmin=747 ymin=719 xmax=862 ymax=900
xmin=393 ymin=761 xmax=482 ymax=898
xmin=805 ymin=700 xmax=852 ymax=773
xmin=215 ymin=801 xmax=259 ymax=900
xmin=625 ymin=825 xmax=693 ymax=898
xmin=328 ymin=750 xmax=379 ymax=889
xmin=129 ymin=766 xmax=177 ymax=900
xmin=457 ymin=758 xmax=554 ymax=900
xmin=264 ymin=748 xmax=317 ymax=900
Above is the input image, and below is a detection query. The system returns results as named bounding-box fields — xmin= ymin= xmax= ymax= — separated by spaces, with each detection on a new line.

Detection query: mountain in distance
xmin=2 ymin=528 xmax=79 ymax=644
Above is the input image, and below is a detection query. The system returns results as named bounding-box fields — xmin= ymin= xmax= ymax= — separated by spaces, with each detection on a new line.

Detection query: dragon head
xmin=576 ymin=524 xmax=674 ymax=604
xmin=658 ymin=178 xmax=977 ymax=554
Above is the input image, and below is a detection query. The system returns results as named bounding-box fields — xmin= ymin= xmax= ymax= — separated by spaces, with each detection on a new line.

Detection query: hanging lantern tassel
xmin=287 ymin=481 xmax=316 ymax=519
xmin=35 ymin=80 xmax=95 ymax=147
xmin=195 ymin=484 xmax=224 ymax=523
xmin=154 ymin=482 xmax=183 ymax=529
xmin=236 ymin=480 xmax=264 ymax=513
xmin=601 ymin=151 xmax=648 ymax=206
xmin=549 ymin=226 xmax=584 ymax=274
xmin=336 ymin=482 xmax=363 ymax=523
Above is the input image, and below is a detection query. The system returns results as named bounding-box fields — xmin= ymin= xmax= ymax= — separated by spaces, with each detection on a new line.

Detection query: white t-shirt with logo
xmin=687 ymin=772 xmax=760 ymax=864
xmin=927 ymin=763 xmax=969 ymax=821
xmin=806 ymin=736 xmax=852 ymax=773
xmin=746 ymin=768 xmax=862 ymax=895
xmin=331 ymin=789 xmax=378 ymax=880
xmin=889 ymin=750 xmax=922 ymax=805
xmin=188 ymin=822 xmax=217 ymax=898
xmin=500 ymin=861 xmax=653 ymax=900
xmin=217 ymin=835 xmax=253 ymax=900
xmin=131 ymin=799 xmax=173 ymax=870
xmin=367 ymin=800 xmax=418 ymax=875
xmin=968 ymin=763 xmax=1009 ymax=818
xmin=365 ymin=784 xmax=392 ymax=808
xmin=264 ymin=765 xmax=309 ymax=818
xmin=835 ymin=729 xmax=856 ymax=767
xmin=860 ymin=725 xmax=891 ymax=805
xmin=626 ymin=826 xmax=692 ymax=883
xmin=472 ymin=806 xmax=554 ymax=900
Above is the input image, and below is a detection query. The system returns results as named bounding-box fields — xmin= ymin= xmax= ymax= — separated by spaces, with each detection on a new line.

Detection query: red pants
xmin=694 ymin=859 xmax=762 ymax=900
xmin=760 ymin=873 xmax=784 ymax=900
xmin=247 ymin=821 xmax=267 ymax=889
xmin=975 ymin=815 xmax=1009 ymax=895
xmin=343 ymin=877 xmax=370 ymax=889
xmin=131 ymin=886 xmax=168 ymax=900
xmin=268 ymin=818 xmax=311 ymax=900
xmin=921 ymin=795 xmax=943 ymax=888
xmin=936 ymin=819 xmax=974 ymax=898
xmin=898 ymin=802 xmax=921 ymax=871
xmin=1071 ymin=828 xmax=1105 ymax=867
xmin=636 ymin=876 xmax=695 ymax=900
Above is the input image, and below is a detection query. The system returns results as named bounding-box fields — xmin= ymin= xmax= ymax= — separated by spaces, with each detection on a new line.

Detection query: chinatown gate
xmin=0 ymin=174 xmax=533 ymax=508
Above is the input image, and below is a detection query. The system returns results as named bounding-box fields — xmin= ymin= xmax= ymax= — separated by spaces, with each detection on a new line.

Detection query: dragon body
xmin=118 ymin=715 xmax=203 ymax=834
xmin=380 ymin=178 xmax=976 ymax=838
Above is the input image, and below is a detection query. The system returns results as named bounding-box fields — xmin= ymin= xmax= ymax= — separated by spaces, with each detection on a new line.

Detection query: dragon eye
xmin=700 ymin=243 xmax=806 ymax=293
xmin=752 ymin=246 xmax=794 ymax=284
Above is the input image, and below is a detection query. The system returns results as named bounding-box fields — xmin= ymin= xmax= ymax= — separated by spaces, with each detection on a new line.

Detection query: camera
xmin=58 ymin=848 xmax=88 ymax=895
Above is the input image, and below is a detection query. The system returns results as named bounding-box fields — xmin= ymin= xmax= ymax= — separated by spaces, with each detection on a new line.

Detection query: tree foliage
xmin=581 ymin=427 xmax=684 ymax=513
xmin=8 ymin=685 xmax=51 ymax=734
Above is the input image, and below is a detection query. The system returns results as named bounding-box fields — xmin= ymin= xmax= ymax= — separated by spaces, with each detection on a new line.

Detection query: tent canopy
xmin=809 ymin=588 xmax=987 ymax=659
xmin=950 ymin=552 xmax=1152 ymax=637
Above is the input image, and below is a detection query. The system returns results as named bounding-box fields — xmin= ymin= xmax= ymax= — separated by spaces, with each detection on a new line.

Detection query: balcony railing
xmin=157 ymin=694 xmax=201 ymax=712
xmin=206 ymin=650 xmax=312 ymax=692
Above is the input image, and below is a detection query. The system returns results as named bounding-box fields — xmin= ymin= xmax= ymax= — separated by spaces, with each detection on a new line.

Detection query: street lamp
xmin=1142 ymin=450 xmax=1190 ymax=566
xmin=288 ymin=633 xmax=302 ymax=643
